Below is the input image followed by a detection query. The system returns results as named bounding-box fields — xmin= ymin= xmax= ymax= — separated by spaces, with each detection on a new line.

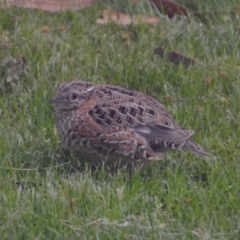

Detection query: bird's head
xmin=49 ymin=80 xmax=95 ymax=111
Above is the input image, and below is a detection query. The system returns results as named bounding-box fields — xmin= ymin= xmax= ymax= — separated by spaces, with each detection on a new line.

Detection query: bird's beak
xmin=48 ymin=95 xmax=65 ymax=104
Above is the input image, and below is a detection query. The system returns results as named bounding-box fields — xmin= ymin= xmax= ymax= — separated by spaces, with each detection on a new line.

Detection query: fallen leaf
xmin=220 ymin=71 xmax=227 ymax=77
xmin=154 ymin=46 xmax=165 ymax=57
xmin=165 ymin=95 xmax=172 ymax=101
xmin=149 ymin=0 xmax=240 ymax=23
xmin=132 ymin=0 xmax=138 ymax=5
xmin=41 ymin=26 xmax=49 ymax=33
xmin=97 ymin=10 xmax=160 ymax=25
xmin=184 ymin=197 xmax=191 ymax=203
xmin=204 ymin=77 xmax=212 ymax=84
xmin=166 ymin=51 xmax=195 ymax=66
xmin=2 ymin=0 xmax=99 ymax=12
xmin=154 ymin=47 xmax=195 ymax=67
xmin=149 ymin=0 xmax=201 ymax=19
xmin=59 ymin=25 xmax=66 ymax=32
xmin=123 ymin=33 xmax=131 ymax=41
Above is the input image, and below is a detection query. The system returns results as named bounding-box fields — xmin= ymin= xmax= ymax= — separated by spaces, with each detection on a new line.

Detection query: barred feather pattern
xmin=49 ymin=80 xmax=210 ymax=166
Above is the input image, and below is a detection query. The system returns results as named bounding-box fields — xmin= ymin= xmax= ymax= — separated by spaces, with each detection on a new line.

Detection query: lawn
xmin=0 ymin=0 xmax=240 ymax=239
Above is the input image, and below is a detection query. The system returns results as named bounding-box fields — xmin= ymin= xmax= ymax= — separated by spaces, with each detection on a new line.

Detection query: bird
xmin=49 ymin=80 xmax=210 ymax=167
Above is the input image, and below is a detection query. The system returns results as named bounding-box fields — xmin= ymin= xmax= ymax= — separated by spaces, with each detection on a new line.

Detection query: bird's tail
xmin=182 ymin=139 xmax=210 ymax=156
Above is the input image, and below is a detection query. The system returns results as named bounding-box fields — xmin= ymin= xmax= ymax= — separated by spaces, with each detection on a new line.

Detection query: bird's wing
xmin=88 ymin=85 xmax=194 ymax=151
xmin=90 ymin=85 xmax=176 ymax=128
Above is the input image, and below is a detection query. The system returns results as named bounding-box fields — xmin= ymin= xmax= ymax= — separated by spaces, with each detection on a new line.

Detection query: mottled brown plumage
xmin=49 ymin=80 xmax=209 ymax=166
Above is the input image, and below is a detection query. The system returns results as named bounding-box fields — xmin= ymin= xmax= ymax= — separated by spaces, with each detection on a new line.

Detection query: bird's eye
xmin=71 ymin=93 xmax=78 ymax=100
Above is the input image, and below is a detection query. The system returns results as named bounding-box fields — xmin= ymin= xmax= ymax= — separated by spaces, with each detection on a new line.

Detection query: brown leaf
xmin=149 ymin=0 xmax=240 ymax=23
xmin=154 ymin=47 xmax=195 ymax=67
xmin=132 ymin=0 xmax=138 ymax=5
xmin=184 ymin=197 xmax=191 ymax=203
xmin=166 ymin=51 xmax=195 ymax=66
xmin=149 ymin=0 xmax=201 ymax=18
xmin=2 ymin=0 xmax=99 ymax=12
xmin=59 ymin=25 xmax=66 ymax=32
xmin=41 ymin=26 xmax=49 ymax=33
xmin=150 ymin=0 xmax=189 ymax=18
xmin=123 ymin=33 xmax=131 ymax=41
xmin=204 ymin=77 xmax=212 ymax=84
xmin=220 ymin=71 xmax=227 ymax=77
xmin=97 ymin=10 xmax=160 ymax=25
xmin=154 ymin=46 xmax=165 ymax=57
xmin=165 ymin=94 xmax=172 ymax=101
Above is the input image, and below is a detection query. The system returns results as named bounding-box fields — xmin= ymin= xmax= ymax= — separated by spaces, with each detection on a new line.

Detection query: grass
xmin=0 ymin=0 xmax=240 ymax=239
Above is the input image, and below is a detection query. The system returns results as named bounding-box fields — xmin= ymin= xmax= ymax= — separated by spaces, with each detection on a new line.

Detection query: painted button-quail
xmin=49 ymin=80 xmax=209 ymax=166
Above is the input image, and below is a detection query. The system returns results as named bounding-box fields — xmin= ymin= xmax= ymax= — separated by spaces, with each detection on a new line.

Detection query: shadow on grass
xmin=12 ymin=148 xmax=211 ymax=191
